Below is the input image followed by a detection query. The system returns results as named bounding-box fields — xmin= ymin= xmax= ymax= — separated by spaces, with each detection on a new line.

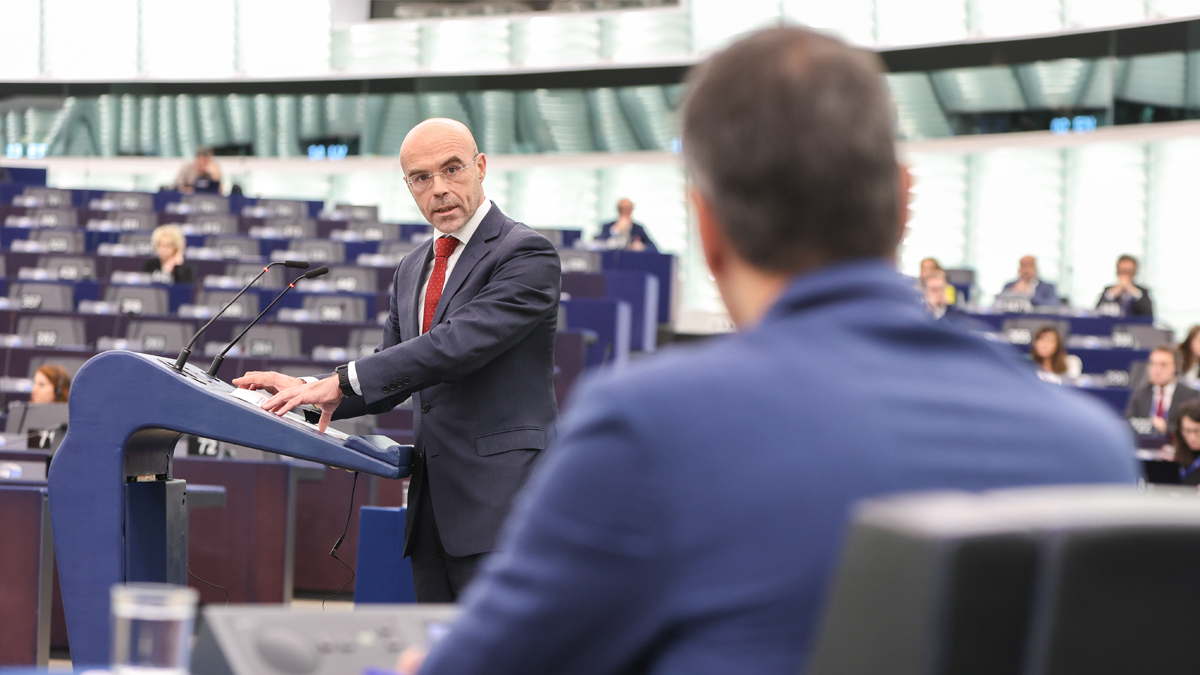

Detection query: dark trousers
xmin=409 ymin=464 xmax=485 ymax=602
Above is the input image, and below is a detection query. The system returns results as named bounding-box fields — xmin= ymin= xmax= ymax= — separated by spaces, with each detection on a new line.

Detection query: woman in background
xmin=1171 ymin=399 xmax=1200 ymax=484
xmin=1030 ymin=325 xmax=1071 ymax=384
xmin=142 ymin=224 xmax=195 ymax=284
xmin=30 ymin=363 xmax=70 ymax=404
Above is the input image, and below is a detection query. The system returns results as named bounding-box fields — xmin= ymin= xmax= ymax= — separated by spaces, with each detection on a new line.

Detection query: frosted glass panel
xmin=783 ymin=0 xmax=875 ymax=46
xmin=1060 ymin=143 xmax=1147 ymax=307
xmin=0 ymin=0 xmax=41 ymax=77
xmin=900 ymin=154 xmax=968 ymax=275
xmin=515 ymin=16 xmax=601 ymax=68
xmin=1063 ymin=0 xmax=1145 ymax=29
xmin=1146 ymin=139 xmax=1200 ymax=334
xmin=332 ymin=22 xmax=421 ymax=73
xmin=141 ymin=1 xmax=236 ymax=77
xmin=237 ymin=0 xmax=331 ymax=76
xmin=966 ymin=149 xmax=1064 ymax=302
xmin=690 ymin=0 xmax=781 ymax=53
xmin=602 ymin=10 xmax=691 ymax=62
xmin=425 ymin=19 xmax=509 ymax=71
xmin=1149 ymin=0 xmax=1200 ymax=19
xmin=42 ymin=0 xmax=138 ymax=78
xmin=876 ymin=0 xmax=967 ymax=47
xmin=507 ymin=168 xmax=599 ymax=228
xmin=968 ymin=0 xmax=1062 ymax=38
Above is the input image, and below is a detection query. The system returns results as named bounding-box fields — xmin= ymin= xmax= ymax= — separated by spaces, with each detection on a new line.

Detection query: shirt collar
xmin=445 ymin=198 xmax=490 ymax=247
xmin=763 ymin=259 xmax=918 ymax=325
xmin=1159 ymin=382 xmax=1177 ymax=399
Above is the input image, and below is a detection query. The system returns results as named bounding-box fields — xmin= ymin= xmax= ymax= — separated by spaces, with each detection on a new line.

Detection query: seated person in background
xmin=1029 ymin=325 xmax=1068 ymax=381
xmin=595 ymin=198 xmax=657 ymax=252
xmin=1180 ymin=326 xmax=1200 ymax=381
xmin=174 ymin=147 xmax=221 ymax=194
xmin=1001 ymin=255 xmax=1059 ymax=306
xmin=1126 ymin=346 xmax=1200 ymax=436
xmin=919 ymin=256 xmax=942 ymax=280
xmin=30 ymin=364 xmax=70 ymax=404
xmin=1097 ymin=254 xmax=1153 ymax=317
xmin=142 ymin=225 xmax=195 ymax=284
xmin=1171 ymin=399 xmax=1200 ymax=484
xmin=401 ymin=27 xmax=1138 ymax=675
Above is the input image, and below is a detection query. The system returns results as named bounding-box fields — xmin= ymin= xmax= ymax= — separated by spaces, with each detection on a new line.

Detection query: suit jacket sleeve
xmin=419 ymin=375 xmax=669 ymax=675
xmin=350 ymin=234 xmax=560 ymax=407
xmin=1126 ymin=386 xmax=1149 ymax=419
xmin=633 ymin=223 xmax=658 ymax=253
xmin=1131 ymin=286 xmax=1154 ymax=316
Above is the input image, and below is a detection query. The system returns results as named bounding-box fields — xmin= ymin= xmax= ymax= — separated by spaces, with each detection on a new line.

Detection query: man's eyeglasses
xmin=405 ymin=154 xmax=480 ymax=193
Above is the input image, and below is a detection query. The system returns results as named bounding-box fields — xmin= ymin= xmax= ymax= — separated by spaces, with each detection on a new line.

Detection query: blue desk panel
xmin=600 ymin=250 xmax=674 ymax=325
xmin=968 ymin=311 xmax=1154 ymax=336
xmin=355 ymin=506 xmax=415 ymax=604
xmin=561 ymin=297 xmax=630 ymax=368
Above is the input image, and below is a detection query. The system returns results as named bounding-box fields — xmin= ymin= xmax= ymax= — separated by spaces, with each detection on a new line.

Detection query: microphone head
xmin=304 ymin=266 xmax=330 ymax=279
xmin=283 ymin=260 xmax=310 ymax=269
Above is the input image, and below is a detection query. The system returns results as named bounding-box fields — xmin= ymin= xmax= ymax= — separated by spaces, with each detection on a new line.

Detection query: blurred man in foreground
xmin=405 ymin=27 xmax=1138 ymax=675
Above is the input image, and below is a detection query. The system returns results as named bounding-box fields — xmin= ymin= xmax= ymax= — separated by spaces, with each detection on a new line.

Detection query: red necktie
xmin=422 ymin=235 xmax=460 ymax=334
xmin=1155 ymin=388 xmax=1165 ymax=419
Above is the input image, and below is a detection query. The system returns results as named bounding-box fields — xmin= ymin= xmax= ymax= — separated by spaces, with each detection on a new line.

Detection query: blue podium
xmin=46 ymin=350 xmax=413 ymax=666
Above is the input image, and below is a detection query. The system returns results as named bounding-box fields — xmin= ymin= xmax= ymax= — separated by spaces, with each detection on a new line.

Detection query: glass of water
xmin=111 ymin=583 xmax=199 ymax=674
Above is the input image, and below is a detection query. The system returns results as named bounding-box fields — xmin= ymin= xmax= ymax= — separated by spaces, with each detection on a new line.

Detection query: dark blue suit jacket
xmin=1001 ymin=278 xmax=1060 ymax=306
xmin=334 ymin=202 xmax=561 ymax=557
xmin=420 ymin=260 xmax=1138 ymax=675
xmin=597 ymin=221 xmax=658 ymax=253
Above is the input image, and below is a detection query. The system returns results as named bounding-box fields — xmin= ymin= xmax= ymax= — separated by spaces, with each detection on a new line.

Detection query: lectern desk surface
xmin=48 ymin=349 xmax=414 ymax=665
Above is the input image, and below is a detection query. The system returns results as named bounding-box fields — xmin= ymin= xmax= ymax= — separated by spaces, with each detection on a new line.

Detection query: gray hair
xmin=682 ymin=27 xmax=900 ymax=273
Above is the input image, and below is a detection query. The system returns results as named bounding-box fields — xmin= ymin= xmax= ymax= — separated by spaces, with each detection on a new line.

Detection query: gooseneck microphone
xmin=206 ymin=266 xmax=329 ymax=377
xmin=174 ymin=260 xmax=310 ymax=372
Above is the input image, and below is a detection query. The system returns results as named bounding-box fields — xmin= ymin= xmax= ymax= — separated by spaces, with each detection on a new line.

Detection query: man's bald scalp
xmin=401 ymin=118 xmax=479 ymax=169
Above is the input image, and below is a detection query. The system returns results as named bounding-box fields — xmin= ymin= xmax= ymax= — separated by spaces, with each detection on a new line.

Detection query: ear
xmin=690 ymin=188 xmax=725 ymax=279
xmin=476 ymin=153 xmax=487 ymax=183
xmin=895 ymin=163 xmax=912 ymax=247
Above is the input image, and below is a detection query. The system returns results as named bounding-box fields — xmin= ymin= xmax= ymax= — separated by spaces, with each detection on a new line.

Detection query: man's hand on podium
xmin=232 ymin=371 xmax=304 ymax=395
xmin=260 ymin=375 xmax=344 ymax=433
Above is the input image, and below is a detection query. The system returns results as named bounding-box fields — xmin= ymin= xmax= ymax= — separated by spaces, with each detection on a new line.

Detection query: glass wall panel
xmin=236 ymin=0 xmax=332 ymax=76
xmin=899 ymin=153 xmax=968 ymax=275
xmin=965 ymin=149 xmax=1065 ymax=302
xmin=1145 ymin=139 xmax=1200 ymax=332
xmin=141 ymin=1 xmax=237 ymax=78
xmin=1059 ymin=143 xmax=1147 ymax=307
xmin=783 ymin=0 xmax=876 ymax=46
xmin=876 ymin=0 xmax=966 ymax=47
xmin=0 ymin=0 xmax=42 ymax=78
xmin=42 ymin=0 xmax=138 ymax=79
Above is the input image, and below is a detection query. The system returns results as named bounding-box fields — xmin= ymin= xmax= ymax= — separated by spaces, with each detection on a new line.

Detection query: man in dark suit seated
xmin=1098 ymin=254 xmax=1153 ymax=317
xmin=1125 ymin=346 xmax=1198 ymax=436
xmin=399 ymin=27 xmax=1137 ymax=675
xmin=235 ymin=118 xmax=561 ymax=602
xmin=595 ymin=198 xmax=657 ymax=252
xmin=1000 ymin=255 xmax=1060 ymax=306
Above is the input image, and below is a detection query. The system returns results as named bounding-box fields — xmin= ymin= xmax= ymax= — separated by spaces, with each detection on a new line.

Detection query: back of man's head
xmin=682 ymin=27 xmax=899 ymax=275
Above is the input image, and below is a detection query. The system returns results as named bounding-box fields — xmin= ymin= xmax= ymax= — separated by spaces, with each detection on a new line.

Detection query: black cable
xmin=187 ymin=564 xmax=230 ymax=605
xmin=323 ymin=471 xmax=359 ymax=610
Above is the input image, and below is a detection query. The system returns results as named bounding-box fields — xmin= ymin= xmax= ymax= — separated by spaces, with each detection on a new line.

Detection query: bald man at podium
xmin=235 ymin=119 xmax=561 ymax=602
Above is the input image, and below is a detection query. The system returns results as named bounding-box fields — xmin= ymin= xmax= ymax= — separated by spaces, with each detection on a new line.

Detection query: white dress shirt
xmin=346 ymin=198 xmax=491 ymax=395
xmin=1151 ymin=382 xmax=1177 ymax=419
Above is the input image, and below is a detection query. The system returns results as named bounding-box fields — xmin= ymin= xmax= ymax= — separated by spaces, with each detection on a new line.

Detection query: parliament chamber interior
xmin=6 ymin=1 xmax=1200 ymax=674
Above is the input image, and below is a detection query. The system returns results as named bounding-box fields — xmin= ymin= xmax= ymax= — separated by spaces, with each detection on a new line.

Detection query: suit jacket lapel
xmin=431 ymin=205 xmax=503 ymax=329
xmin=400 ymin=240 xmax=433 ymax=340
